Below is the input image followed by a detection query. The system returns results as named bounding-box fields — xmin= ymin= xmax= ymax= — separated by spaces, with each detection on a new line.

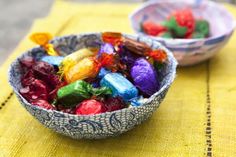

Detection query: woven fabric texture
xmin=1 ymin=1 xmax=236 ymax=156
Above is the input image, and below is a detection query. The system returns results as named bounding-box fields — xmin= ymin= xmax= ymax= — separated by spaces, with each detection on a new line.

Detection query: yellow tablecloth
xmin=1 ymin=1 xmax=236 ymax=156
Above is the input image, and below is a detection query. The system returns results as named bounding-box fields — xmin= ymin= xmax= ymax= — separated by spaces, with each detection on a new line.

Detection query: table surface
xmin=1 ymin=1 xmax=236 ymax=157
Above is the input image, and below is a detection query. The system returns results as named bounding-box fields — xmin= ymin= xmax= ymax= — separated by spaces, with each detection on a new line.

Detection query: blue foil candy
xmin=98 ymin=68 xmax=110 ymax=79
xmin=41 ymin=56 xmax=64 ymax=67
xmin=128 ymin=96 xmax=147 ymax=107
xmin=100 ymin=73 xmax=138 ymax=101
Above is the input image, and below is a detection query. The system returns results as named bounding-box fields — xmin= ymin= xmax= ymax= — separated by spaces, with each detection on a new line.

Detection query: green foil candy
xmin=192 ymin=32 xmax=205 ymax=39
xmin=163 ymin=17 xmax=187 ymax=38
xmin=57 ymin=80 xmax=112 ymax=107
xmin=195 ymin=20 xmax=210 ymax=37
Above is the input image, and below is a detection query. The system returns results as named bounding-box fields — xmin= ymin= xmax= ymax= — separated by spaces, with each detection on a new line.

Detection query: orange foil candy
xmin=102 ymin=32 xmax=123 ymax=46
xmin=148 ymin=49 xmax=167 ymax=63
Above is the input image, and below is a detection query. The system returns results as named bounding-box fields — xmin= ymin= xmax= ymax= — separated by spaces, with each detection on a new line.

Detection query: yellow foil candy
xmin=62 ymin=48 xmax=97 ymax=64
xmin=60 ymin=48 xmax=98 ymax=81
xmin=30 ymin=32 xmax=59 ymax=56
xmin=65 ymin=57 xmax=97 ymax=83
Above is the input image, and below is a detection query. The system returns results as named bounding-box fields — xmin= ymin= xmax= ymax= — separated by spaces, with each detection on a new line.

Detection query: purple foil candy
xmin=98 ymin=43 xmax=114 ymax=56
xmin=131 ymin=58 xmax=160 ymax=96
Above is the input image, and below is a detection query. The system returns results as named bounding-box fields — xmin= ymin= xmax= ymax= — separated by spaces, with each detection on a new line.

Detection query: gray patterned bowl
xmin=8 ymin=33 xmax=177 ymax=139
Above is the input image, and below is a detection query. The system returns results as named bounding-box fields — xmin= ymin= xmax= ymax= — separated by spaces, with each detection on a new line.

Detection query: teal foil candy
xmin=41 ymin=56 xmax=64 ymax=67
xmin=100 ymin=73 xmax=138 ymax=101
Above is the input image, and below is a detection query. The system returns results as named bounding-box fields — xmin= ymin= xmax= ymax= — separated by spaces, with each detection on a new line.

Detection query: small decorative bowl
xmin=8 ymin=33 xmax=177 ymax=139
xmin=130 ymin=0 xmax=236 ymax=66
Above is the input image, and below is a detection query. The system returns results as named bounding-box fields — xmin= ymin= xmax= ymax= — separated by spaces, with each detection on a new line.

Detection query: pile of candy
xmin=141 ymin=9 xmax=210 ymax=39
xmin=19 ymin=32 xmax=167 ymax=115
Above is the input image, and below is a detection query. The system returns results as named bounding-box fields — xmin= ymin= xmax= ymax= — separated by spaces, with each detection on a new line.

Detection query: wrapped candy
xmin=19 ymin=31 xmax=167 ymax=115
xmin=60 ymin=48 xmax=98 ymax=80
xmin=123 ymin=37 xmax=167 ymax=63
xmin=119 ymin=46 xmax=140 ymax=67
xmin=141 ymin=20 xmax=167 ymax=36
xmin=31 ymin=99 xmax=55 ymax=110
xmin=100 ymin=72 xmax=138 ymax=101
xmin=32 ymin=61 xmax=61 ymax=91
xmin=123 ymin=37 xmax=151 ymax=56
xmin=57 ymin=80 xmax=111 ymax=107
xmin=141 ymin=9 xmax=210 ymax=39
xmin=194 ymin=20 xmax=210 ymax=38
xmin=63 ymin=53 xmax=115 ymax=83
xmin=103 ymin=97 xmax=126 ymax=112
xmin=98 ymin=68 xmax=110 ymax=79
xmin=64 ymin=57 xmax=97 ymax=83
xmin=101 ymin=32 xmax=123 ymax=46
xmin=75 ymin=99 xmax=106 ymax=115
xmin=30 ymin=32 xmax=59 ymax=56
xmin=98 ymin=43 xmax=115 ymax=56
xmin=57 ymin=80 xmax=92 ymax=107
xmin=168 ymin=9 xmax=195 ymax=38
xmin=20 ymin=78 xmax=48 ymax=102
xmin=62 ymin=48 xmax=97 ymax=65
xmin=41 ymin=56 xmax=64 ymax=67
xmin=131 ymin=58 xmax=160 ymax=96
xmin=20 ymin=57 xmax=65 ymax=103
xmin=128 ymin=96 xmax=148 ymax=107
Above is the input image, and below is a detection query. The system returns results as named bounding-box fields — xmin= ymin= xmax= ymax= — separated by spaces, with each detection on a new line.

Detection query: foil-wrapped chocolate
xmin=100 ymin=73 xmax=138 ymax=101
xmin=119 ymin=46 xmax=140 ymax=67
xmin=123 ymin=37 xmax=151 ymax=56
xmin=57 ymin=80 xmax=92 ymax=107
xmin=41 ymin=56 xmax=64 ymax=67
xmin=131 ymin=58 xmax=160 ymax=96
xmin=31 ymin=99 xmax=55 ymax=110
xmin=103 ymin=97 xmax=126 ymax=112
xmin=128 ymin=96 xmax=148 ymax=107
xmin=98 ymin=43 xmax=114 ymax=56
xmin=75 ymin=99 xmax=106 ymax=115
xmin=57 ymin=80 xmax=111 ymax=107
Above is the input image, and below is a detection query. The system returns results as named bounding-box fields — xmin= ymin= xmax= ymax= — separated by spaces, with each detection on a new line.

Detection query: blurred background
xmin=0 ymin=0 xmax=235 ymax=65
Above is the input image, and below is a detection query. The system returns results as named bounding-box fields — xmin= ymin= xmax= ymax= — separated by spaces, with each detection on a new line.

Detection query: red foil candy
xmin=20 ymin=58 xmax=63 ymax=103
xmin=48 ymin=81 xmax=67 ymax=101
xmin=32 ymin=61 xmax=61 ymax=90
xmin=75 ymin=99 xmax=106 ymax=115
xmin=31 ymin=99 xmax=55 ymax=110
xmin=20 ymin=78 xmax=48 ymax=101
xmin=142 ymin=21 xmax=167 ymax=36
xmin=170 ymin=9 xmax=195 ymax=37
xmin=103 ymin=97 xmax=126 ymax=112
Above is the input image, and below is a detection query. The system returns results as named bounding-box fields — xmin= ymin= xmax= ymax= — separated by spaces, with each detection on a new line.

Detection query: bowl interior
xmin=130 ymin=0 xmax=235 ymax=39
xmin=9 ymin=33 xmax=177 ymax=108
